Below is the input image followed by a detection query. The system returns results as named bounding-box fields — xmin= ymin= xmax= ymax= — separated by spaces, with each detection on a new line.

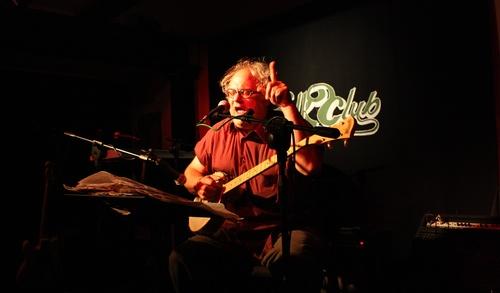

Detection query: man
xmin=169 ymin=58 xmax=325 ymax=292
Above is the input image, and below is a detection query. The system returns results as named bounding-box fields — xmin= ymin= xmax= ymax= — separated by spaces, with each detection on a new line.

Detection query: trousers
xmin=169 ymin=228 xmax=325 ymax=293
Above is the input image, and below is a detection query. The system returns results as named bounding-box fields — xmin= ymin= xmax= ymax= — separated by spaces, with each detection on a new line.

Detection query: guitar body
xmin=16 ymin=161 xmax=63 ymax=289
xmin=188 ymin=116 xmax=355 ymax=233
xmin=188 ymin=199 xmax=226 ymax=233
xmin=16 ymin=237 xmax=62 ymax=289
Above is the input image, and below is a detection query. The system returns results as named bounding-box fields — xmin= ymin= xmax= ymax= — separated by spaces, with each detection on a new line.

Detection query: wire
xmin=195 ymin=122 xmax=213 ymax=130
xmin=196 ymin=114 xmax=253 ymax=132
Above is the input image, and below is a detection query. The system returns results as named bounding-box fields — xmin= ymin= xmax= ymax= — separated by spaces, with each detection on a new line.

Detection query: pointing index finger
xmin=269 ymin=61 xmax=277 ymax=82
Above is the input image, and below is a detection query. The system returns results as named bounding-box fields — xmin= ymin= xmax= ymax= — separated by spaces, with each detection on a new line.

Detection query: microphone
xmin=239 ymin=109 xmax=255 ymax=122
xmin=197 ymin=100 xmax=229 ymax=124
xmin=158 ymin=159 xmax=187 ymax=186
xmin=138 ymin=151 xmax=187 ymax=185
xmin=311 ymin=126 xmax=341 ymax=138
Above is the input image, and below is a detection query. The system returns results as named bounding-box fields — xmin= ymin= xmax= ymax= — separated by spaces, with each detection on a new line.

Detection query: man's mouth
xmin=235 ymin=107 xmax=248 ymax=115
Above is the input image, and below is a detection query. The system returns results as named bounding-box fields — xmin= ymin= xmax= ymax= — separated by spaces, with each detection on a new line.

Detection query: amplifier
xmin=415 ymin=213 xmax=500 ymax=240
xmin=412 ymin=214 xmax=500 ymax=292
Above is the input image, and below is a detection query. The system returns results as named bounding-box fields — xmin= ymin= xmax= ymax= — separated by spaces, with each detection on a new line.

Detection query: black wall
xmin=207 ymin=0 xmax=498 ymax=264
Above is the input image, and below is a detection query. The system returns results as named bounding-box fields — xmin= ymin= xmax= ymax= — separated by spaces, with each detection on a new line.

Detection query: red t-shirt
xmin=195 ymin=119 xmax=281 ymax=233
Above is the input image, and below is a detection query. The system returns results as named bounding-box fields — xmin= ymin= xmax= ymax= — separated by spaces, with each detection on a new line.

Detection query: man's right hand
xmin=193 ymin=172 xmax=226 ymax=202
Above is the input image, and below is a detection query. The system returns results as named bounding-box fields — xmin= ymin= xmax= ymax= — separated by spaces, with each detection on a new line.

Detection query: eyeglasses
xmin=224 ymin=88 xmax=259 ymax=100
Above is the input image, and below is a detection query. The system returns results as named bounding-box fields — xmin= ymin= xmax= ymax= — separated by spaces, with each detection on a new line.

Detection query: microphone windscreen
xmin=218 ymin=100 xmax=229 ymax=110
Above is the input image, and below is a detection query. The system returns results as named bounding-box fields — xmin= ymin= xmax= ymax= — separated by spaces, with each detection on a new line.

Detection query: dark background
xmin=5 ymin=0 xmax=499 ymax=292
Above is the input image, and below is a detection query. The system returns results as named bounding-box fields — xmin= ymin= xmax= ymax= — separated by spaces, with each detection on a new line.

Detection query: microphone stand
xmin=63 ymin=132 xmax=186 ymax=185
xmin=216 ymin=113 xmax=337 ymax=289
xmin=265 ymin=116 xmax=293 ymax=289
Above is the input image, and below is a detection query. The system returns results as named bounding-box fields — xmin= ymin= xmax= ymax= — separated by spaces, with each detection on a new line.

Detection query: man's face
xmin=225 ymin=69 xmax=269 ymax=130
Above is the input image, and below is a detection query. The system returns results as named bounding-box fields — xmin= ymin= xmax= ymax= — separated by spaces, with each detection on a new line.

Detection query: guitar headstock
xmin=296 ymin=115 xmax=355 ymax=149
xmin=333 ymin=115 xmax=355 ymax=144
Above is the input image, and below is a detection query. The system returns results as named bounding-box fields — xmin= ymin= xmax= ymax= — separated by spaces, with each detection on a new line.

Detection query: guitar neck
xmin=222 ymin=156 xmax=276 ymax=194
xmin=222 ymin=137 xmax=315 ymax=194
xmin=221 ymin=116 xmax=354 ymax=195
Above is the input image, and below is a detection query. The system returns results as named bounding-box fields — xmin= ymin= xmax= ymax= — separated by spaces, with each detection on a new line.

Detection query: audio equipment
xmin=412 ymin=214 xmax=500 ymax=292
